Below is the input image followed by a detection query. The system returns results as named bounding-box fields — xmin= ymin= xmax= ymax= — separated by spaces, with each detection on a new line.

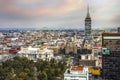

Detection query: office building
xmin=118 ymin=27 xmax=120 ymax=32
xmin=102 ymin=32 xmax=120 ymax=50
xmin=102 ymin=32 xmax=120 ymax=80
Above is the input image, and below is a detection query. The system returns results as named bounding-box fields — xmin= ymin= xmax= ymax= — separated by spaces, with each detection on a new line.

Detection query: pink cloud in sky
xmin=0 ymin=0 xmax=120 ymax=29
xmin=0 ymin=0 xmax=84 ymax=17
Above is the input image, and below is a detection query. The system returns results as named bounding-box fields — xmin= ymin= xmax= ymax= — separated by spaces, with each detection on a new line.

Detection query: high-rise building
xmin=102 ymin=32 xmax=120 ymax=80
xmin=85 ymin=6 xmax=91 ymax=37
xmin=102 ymin=32 xmax=120 ymax=50
xmin=118 ymin=27 xmax=120 ymax=32
xmin=83 ymin=5 xmax=92 ymax=49
xmin=102 ymin=49 xmax=120 ymax=80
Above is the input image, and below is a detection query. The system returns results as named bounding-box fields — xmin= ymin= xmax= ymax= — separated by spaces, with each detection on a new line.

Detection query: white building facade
xmin=18 ymin=46 xmax=54 ymax=61
xmin=64 ymin=66 xmax=89 ymax=80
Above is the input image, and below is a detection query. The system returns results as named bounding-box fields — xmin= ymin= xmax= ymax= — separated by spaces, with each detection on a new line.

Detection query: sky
xmin=0 ymin=0 xmax=120 ymax=29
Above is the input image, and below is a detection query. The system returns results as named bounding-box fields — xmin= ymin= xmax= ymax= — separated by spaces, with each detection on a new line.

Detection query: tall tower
xmin=82 ymin=5 xmax=92 ymax=49
xmin=85 ymin=5 xmax=91 ymax=37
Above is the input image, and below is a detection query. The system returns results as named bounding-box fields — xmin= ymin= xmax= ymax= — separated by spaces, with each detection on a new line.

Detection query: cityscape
xmin=0 ymin=0 xmax=120 ymax=80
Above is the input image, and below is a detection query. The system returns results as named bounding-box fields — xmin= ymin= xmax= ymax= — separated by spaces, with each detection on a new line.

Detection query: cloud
xmin=0 ymin=0 xmax=83 ymax=17
xmin=0 ymin=0 xmax=120 ymax=29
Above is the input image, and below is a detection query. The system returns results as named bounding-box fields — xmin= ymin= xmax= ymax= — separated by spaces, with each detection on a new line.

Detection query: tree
xmin=37 ymin=71 xmax=47 ymax=80
xmin=41 ymin=71 xmax=48 ymax=80
xmin=18 ymin=72 xmax=27 ymax=78
xmin=0 ymin=56 xmax=67 ymax=80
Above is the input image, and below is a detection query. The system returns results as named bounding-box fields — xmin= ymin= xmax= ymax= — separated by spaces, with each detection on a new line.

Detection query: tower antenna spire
xmin=85 ymin=3 xmax=91 ymax=37
xmin=87 ymin=4 xmax=90 ymax=18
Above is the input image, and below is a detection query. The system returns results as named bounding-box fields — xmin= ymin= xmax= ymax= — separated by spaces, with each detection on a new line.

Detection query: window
xmin=85 ymin=55 xmax=88 ymax=59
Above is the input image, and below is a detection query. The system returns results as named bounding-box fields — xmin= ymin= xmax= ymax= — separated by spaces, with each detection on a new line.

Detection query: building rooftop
xmin=64 ymin=65 xmax=89 ymax=76
xmin=71 ymin=65 xmax=84 ymax=71
xmin=102 ymin=32 xmax=120 ymax=36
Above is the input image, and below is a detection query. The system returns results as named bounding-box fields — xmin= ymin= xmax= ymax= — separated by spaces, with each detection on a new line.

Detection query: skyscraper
xmin=83 ymin=5 xmax=92 ymax=49
xmin=118 ymin=27 xmax=120 ymax=32
xmin=85 ymin=6 xmax=91 ymax=37
xmin=102 ymin=32 xmax=120 ymax=80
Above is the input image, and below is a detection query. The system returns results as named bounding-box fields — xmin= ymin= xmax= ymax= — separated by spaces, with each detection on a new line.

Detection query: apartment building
xmin=64 ymin=65 xmax=89 ymax=80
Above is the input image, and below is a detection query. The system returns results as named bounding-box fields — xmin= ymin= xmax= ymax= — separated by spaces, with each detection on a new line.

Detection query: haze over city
xmin=0 ymin=0 xmax=120 ymax=29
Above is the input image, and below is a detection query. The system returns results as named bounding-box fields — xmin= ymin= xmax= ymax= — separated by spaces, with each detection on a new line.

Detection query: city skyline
xmin=0 ymin=0 xmax=120 ymax=29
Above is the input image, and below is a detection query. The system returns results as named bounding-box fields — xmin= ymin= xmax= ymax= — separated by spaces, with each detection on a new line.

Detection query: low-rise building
xmin=18 ymin=46 xmax=54 ymax=61
xmin=79 ymin=49 xmax=96 ymax=66
xmin=88 ymin=66 xmax=100 ymax=76
xmin=64 ymin=65 xmax=89 ymax=80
